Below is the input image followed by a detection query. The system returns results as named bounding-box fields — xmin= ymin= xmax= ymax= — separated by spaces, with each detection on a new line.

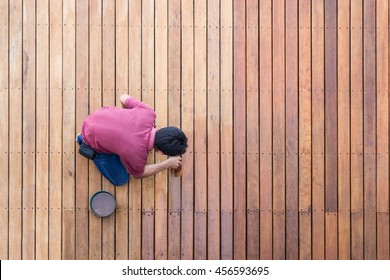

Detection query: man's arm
xmin=133 ymin=156 xmax=182 ymax=179
xmin=120 ymin=94 xmax=153 ymax=111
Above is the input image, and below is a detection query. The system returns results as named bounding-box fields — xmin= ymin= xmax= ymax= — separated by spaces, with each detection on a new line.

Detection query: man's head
xmin=154 ymin=126 xmax=188 ymax=156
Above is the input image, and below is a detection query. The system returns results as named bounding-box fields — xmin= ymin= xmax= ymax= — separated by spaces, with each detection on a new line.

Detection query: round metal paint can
xmin=90 ymin=191 xmax=116 ymax=217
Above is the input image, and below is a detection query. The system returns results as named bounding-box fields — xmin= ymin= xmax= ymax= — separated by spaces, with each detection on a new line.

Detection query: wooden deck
xmin=0 ymin=0 xmax=389 ymax=260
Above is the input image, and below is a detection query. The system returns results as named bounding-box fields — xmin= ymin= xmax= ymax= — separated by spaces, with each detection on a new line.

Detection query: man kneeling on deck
xmin=76 ymin=94 xmax=188 ymax=186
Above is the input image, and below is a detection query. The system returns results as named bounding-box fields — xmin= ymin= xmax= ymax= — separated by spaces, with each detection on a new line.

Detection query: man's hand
xmin=120 ymin=94 xmax=130 ymax=108
xmin=165 ymin=156 xmax=182 ymax=170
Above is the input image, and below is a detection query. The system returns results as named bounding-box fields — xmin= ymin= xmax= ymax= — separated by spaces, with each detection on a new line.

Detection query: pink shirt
xmin=81 ymin=97 xmax=156 ymax=177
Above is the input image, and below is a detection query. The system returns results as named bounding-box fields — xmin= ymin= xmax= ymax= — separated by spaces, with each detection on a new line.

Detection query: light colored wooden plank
xmin=259 ymin=0 xmax=272 ymax=260
xmin=22 ymin=0 xmax=36 ymax=260
xmin=350 ymin=0 xmax=363 ymax=260
xmin=9 ymin=0 xmax=23 ymax=260
xmin=154 ymin=0 xmax=168 ymax=260
xmin=207 ymin=0 xmax=220 ymax=260
xmin=285 ymin=0 xmax=299 ymax=260
xmin=337 ymin=0 xmax=351 ymax=260
xmin=141 ymin=0 xmax=155 ymax=260
xmin=234 ymin=0 xmax=246 ymax=260
xmin=36 ymin=0 xmax=49 ymax=260
xmin=311 ymin=0 xmax=325 ymax=260
xmin=325 ymin=0 xmax=337 ymax=260
xmin=376 ymin=0 xmax=389 ymax=260
xmin=128 ymin=0 xmax=141 ymax=260
xmin=272 ymin=0 xmax=285 ymax=260
xmin=299 ymin=0 xmax=311 ymax=260
xmin=0 ymin=0 xmax=9 ymax=260
xmin=363 ymin=0 xmax=376 ymax=260
xmin=220 ymin=0 xmax=233 ymax=260
xmin=49 ymin=0 xmax=63 ymax=259
xmin=62 ymin=0 xmax=76 ymax=260
xmin=101 ymin=0 xmax=116 ymax=260
xmin=75 ymin=0 xmax=89 ymax=260
xmin=181 ymin=0 xmax=194 ymax=260
xmin=88 ymin=0 xmax=102 ymax=260
xmin=115 ymin=0 xmax=129 ymax=260
xmin=168 ymin=0 xmax=181 ymax=260
xmin=246 ymin=0 xmax=259 ymax=261
xmin=194 ymin=0 xmax=207 ymax=260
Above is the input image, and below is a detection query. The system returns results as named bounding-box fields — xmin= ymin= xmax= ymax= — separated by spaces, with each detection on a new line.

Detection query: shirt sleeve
xmin=125 ymin=96 xmax=153 ymax=111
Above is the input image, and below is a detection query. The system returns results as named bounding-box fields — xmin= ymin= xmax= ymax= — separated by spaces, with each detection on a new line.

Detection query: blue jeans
xmin=77 ymin=134 xmax=129 ymax=186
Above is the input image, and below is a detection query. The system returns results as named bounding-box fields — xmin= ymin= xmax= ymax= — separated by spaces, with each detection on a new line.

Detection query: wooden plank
xmin=141 ymin=0 xmax=155 ymax=260
xmin=7 ymin=0 xmax=389 ymax=262
xmin=75 ymin=0 xmax=89 ymax=260
xmin=246 ymin=0 xmax=259 ymax=261
xmin=325 ymin=213 xmax=338 ymax=259
xmin=220 ymin=0 xmax=233 ymax=260
xmin=8 ymin=0 xmax=23 ymax=260
xmin=299 ymin=0 xmax=311 ymax=260
xmin=36 ymin=0 xmax=49 ymax=260
xmin=234 ymin=0 xmax=246 ymax=260
xmin=49 ymin=0 xmax=63 ymax=259
xmin=88 ymin=0 xmax=102 ymax=260
xmin=311 ymin=0 xmax=325 ymax=260
xmin=181 ymin=0 xmax=194 ymax=260
xmin=168 ymin=0 xmax=181 ymax=260
xmin=116 ymin=0 xmax=129 ymax=260
xmin=154 ymin=0 xmax=168 ymax=260
xmin=22 ymin=0 xmax=36 ymax=260
xmin=376 ymin=0 xmax=389 ymax=260
xmin=377 ymin=213 xmax=390 ymax=259
xmin=259 ymin=0 xmax=273 ymax=260
xmin=272 ymin=0 xmax=285 ymax=260
xmin=128 ymin=0 xmax=141 ymax=260
xmin=350 ymin=0 xmax=364 ymax=260
xmin=0 ymin=0 xmax=9 ymax=260
xmin=101 ymin=0 xmax=116 ymax=260
xmin=62 ymin=0 xmax=76 ymax=260
xmin=363 ymin=0 xmax=376 ymax=260
xmin=285 ymin=0 xmax=299 ymax=260
xmin=325 ymin=0 xmax=337 ymax=260
xmin=337 ymin=0 xmax=350 ymax=260
xmin=194 ymin=0 xmax=207 ymax=260
xmin=207 ymin=0 xmax=220 ymax=260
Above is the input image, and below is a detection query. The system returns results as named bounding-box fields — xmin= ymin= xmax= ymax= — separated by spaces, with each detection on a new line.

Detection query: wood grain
xmin=9 ymin=0 xmax=23 ymax=260
xmin=350 ymin=0 xmax=364 ymax=260
xmin=0 ymin=0 xmax=9 ymax=260
xmin=220 ymin=0 xmax=233 ymax=260
xmin=75 ymin=0 xmax=89 ymax=260
xmin=246 ymin=0 xmax=259 ymax=261
xmin=194 ymin=0 xmax=207 ymax=260
xmin=0 ymin=0 xmax=389 ymax=261
xmin=311 ymin=0 xmax=325 ymax=260
xmin=234 ymin=0 xmax=246 ymax=260
xmin=285 ymin=0 xmax=299 ymax=260
xmin=325 ymin=0 xmax=337 ymax=260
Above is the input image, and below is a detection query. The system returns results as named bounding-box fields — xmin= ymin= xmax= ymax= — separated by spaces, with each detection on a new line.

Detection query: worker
xmin=76 ymin=94 xmax=187 ymax=186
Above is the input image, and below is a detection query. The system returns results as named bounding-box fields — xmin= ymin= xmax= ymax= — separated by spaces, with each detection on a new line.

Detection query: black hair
xmin=154 ymin=126 xmax=188 ymax=156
